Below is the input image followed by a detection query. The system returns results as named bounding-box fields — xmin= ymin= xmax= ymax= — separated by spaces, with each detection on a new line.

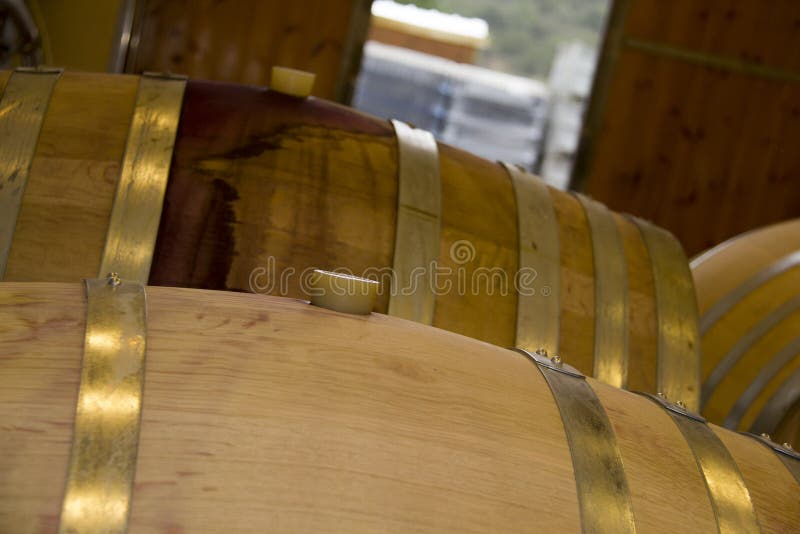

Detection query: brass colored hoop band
xmin=388 ymin=119 xmax=441 ymax=324
xmin=98 ymin=73 xmax=187 ymax=284
xmin=641 ymin=394 xmax=761 ymax=534
xmin=698 ymin=251 xmax=800 ymax=335
xmin=503 ymin=163 xmax=561 ymax=356
xmin=0 ymin=67 xmax=62 ymax=279
xmin=702 ymin=282 xmax=800 ymax=409
xmin=724 ymin=333 xmax=800 ymax=429
xmin=576 ymin=193 xmax=629 ymax=388
xmin=632 ymin=216 xmax=701 ymax=411
xmin=514 ymin=348 xmax=637 ymax=533
xmin=59 ymin=275 xmax=148 ymax=534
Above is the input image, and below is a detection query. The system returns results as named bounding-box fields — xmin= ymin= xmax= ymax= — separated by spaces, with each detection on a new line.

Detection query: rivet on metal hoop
xmin=107 ymin=272 xmax=121 ymax=287
xmin=760 ymin=433 xmax=772 ymax=441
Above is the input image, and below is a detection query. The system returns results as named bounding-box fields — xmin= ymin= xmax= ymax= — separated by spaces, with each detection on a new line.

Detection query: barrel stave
xmin=5 ymin=72 xmax=137 ymax=282
xmin=614 ymin=212 xmax=659 ymax=393
xmin=1 ymin=283 xmax=583 ymax=533
xmin=1 ymin=71 xmax=700 ymax=400
xmin=552 ymin=190 xmax=596 ymax=372
xmin=435 ymin=145 xmax=518 ymax=346
xmin=693 ymin=220 xmax=800 ymax=441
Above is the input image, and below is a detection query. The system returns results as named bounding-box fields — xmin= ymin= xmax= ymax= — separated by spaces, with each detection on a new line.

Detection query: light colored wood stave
xmin=1 ymin=282 xmax=795 ymax=533
xmin=0 ymin=283 xmax=579 ymax=533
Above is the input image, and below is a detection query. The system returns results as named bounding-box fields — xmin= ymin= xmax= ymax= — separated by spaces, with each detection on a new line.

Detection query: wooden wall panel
xmin=625 ymin=0 xmax=800 ymax=72
xmin=574 ymin=0 xmax=800 ymax=256
xmin=125 ymin=0 xmax=372 ymax=101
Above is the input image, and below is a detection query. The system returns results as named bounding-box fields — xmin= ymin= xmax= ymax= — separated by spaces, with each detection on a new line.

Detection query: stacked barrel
xmin=693 ymin=220 xmax=800 ymax=448
xmin=0 ymin=67 xmax=797 ymax=532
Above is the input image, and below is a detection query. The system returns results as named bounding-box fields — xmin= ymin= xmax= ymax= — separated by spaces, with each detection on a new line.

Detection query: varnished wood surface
xmin=1 ymin=283 xmax=797 ymax=532
xmin=576 ymin=1 xmax=800 ymax=256
xmin=126 ymin=0 xmax=371 ymax=101
xmin=3 ymin=71 xmax=677 ymax=396
xmin=692 ymin=220 xmax=800 ymax=442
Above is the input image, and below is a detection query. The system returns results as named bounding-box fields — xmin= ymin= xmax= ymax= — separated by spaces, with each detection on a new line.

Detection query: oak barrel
xmin=0 ymin=69 xmax=699 ymax=403
xmin=693 ymin=219 xmax=800 ymax=445
xmin=0 ymin=282 xmax=797 ymax=532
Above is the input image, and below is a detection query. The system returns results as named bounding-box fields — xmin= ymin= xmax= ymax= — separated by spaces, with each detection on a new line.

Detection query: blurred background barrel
xmin=1 ymin=282 xmax=796 ymax=532
xmin=1 ymin=0 xmax=372 ymax=102
xmin=693 ymin=219 xmax=800 ymax=445
xmin=0 ymin=70 xmax=699 ymax=400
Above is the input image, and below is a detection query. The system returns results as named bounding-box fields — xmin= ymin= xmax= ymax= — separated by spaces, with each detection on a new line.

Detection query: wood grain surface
xmin=576 ymin=0 xmax=800 ymax=256
xmin=125 ymin=0 xmax=371 ymax=102
xmin=5 ymin=72 xmax=138 ymax=281
xmin=1 ymin=282 xmax=796 ymax=532
xmin=2 ymin=71 xmax=688 ymax=397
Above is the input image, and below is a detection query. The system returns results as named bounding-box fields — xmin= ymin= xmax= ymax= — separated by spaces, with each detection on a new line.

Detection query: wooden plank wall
xmin=124 ymin=0 xmax=373 ymax=102
xmin=573 ymin=0 xmax=800 ymax=256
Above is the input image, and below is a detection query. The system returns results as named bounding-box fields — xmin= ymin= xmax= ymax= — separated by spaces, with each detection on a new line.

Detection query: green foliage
xmin=393 ymin=0 xmax=610 ymax=78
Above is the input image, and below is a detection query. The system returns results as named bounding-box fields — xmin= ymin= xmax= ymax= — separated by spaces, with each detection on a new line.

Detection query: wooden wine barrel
xmin=1 ymin=281 xmax=797 ymax=533
xmin=693 ymin=219 xmax=800 ymax=446
xmin=0 ymin=69 xmax=699 ymax=405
